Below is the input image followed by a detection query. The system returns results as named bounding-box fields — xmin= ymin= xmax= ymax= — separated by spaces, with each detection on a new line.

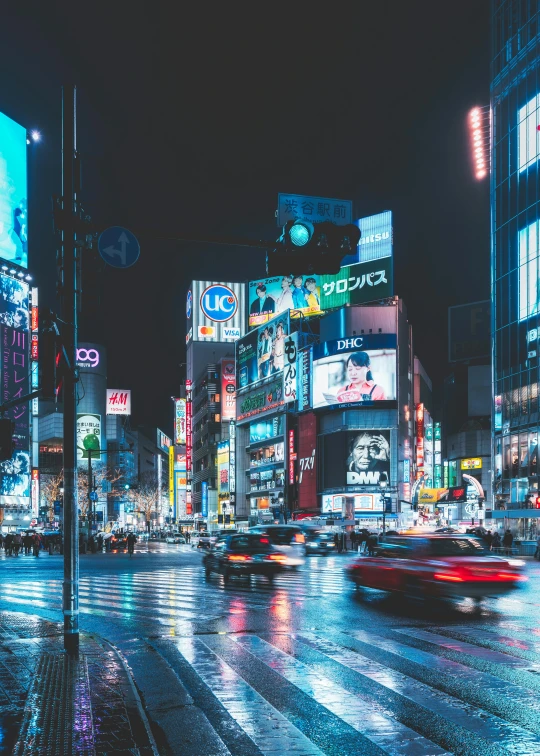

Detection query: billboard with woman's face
xmin=312 ymin=334 xmax=396 ymax=409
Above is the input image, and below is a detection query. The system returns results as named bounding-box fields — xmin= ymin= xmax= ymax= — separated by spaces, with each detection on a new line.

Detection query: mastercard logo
xmin=198 ymin=325 xmax=216 ymax=337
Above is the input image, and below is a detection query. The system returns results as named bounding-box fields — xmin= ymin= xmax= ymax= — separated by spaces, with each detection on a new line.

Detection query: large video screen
xmin=237 ymin=312 xmax=291 ymax=392
xmin=0 ymin=112 xmax=28 ymax=269
xmin=248 ymin=275 xmax=322 ymax=328
xmin=313 ymin=335 xmax=396 ymax=409
xmin=322 ymin=430 xmax=391 ymax=488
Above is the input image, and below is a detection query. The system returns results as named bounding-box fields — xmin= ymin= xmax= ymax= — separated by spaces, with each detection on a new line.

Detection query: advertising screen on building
xmin=248 ymin=275 xmax=322 ymax=328
xmin=312 ymin=335 xmax=396 ymax=409
xmin=0 ymin=112 xmax=28 ymax=269
xmin=217 ymin=440 xmax=230 ymax=497
xmin=76 ymin=414 xmax=101 ymax=461
xmin=220 ymin=358 xmax=236 ymax=420
xmin=157 ymin=429 xmax=172 ymax=455
xmin=106 ymin=389 xmax=131 ymax=415
xmin=187 ymin=280 xmax=246 ymax=343
xmin=237 ymin=312 xmax=291 ymax=393
xmin=341 ymin=211 xmax=392 ymax=267
xmin=322 ymin=430 xmax=391 ymax=488
xmin=0 ymin=323 xmax=30 ymax=503
xmin=0 ymin=276 xmax=29 ymax=330
xmin=317 ymin=256 xmax=393 ymax=312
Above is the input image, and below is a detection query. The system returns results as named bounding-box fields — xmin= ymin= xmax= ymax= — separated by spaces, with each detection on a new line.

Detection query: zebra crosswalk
xmin=157 ymin=625 xmax=540 ymax=756
xmin=1 ymin=562 xmax=540 ymax=753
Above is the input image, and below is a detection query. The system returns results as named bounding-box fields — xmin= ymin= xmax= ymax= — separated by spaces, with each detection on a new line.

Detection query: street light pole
xmin=61 ymin=84 xmax=79 ymax=655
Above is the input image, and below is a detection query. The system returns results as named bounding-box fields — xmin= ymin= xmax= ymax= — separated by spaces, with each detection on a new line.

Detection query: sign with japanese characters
xmin=312 ymin=335 xmax=397 ymax=409
xmin=220 ymin=359 xmax=236 ymax=420
xmin=277 ymin=193 xmax=352 ymax=227
xmin=237 ymin=379 xmax=284 ymax=422
xmin=76 ymin=413 xmax=101 ymax=461
xmin=174 ymin=397 xmax=186 ymax=444
xmin=283 ymin=332 xmax=298 ymax=404
xmin=318 ymin=256 xmax=393 ymax=311
xmin=106 ymin=389 xmax=131 ymax=415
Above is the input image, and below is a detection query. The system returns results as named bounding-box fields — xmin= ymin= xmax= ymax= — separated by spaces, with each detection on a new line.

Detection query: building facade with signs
xmin=491 ymin=0 xmax=540 ymax=538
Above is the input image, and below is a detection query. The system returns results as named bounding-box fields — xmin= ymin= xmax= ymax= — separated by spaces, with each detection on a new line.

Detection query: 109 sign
xmin=200 ymin=284 xmax=238 ymax=322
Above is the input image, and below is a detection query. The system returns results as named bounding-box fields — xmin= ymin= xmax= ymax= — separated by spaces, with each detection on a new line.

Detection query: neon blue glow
xmin=0 ymin=112 xmax=28 ymax=269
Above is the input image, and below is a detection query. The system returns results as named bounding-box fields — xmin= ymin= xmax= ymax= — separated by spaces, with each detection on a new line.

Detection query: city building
xmin=491 ymin=1 xmax=540 ymax=537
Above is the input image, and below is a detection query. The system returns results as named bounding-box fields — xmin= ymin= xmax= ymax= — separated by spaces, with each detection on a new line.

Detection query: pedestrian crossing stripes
xmin=3 ymin=566 xmax=540 ymax=753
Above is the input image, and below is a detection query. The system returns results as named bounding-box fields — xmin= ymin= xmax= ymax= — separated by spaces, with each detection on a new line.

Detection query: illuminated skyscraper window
xmin=518 ymin=93 xmax=540 ymax=171
xmin=519 ymin=220 xmax=540 ymax=321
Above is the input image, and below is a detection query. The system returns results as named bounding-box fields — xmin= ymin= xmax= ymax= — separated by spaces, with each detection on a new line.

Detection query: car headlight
xmin=507 ymin=559 xmax=526 ymax=568
xmin=307 ymin=543 xmax=317 ymax=548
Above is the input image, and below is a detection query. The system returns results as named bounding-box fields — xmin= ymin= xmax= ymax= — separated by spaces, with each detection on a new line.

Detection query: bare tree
xmin=40 ymin=471 xmax=64 ymax=524
xmin=78 ymin=464 xmax=125 ymax=521
xmin=127 ymin=471 xmax=160 ymax=531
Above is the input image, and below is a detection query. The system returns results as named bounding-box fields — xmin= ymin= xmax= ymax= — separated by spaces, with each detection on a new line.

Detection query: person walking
xmin=350 ymin=531 xmax=356 ymax=550
xmin=4 ymin=533 xmax=13 ymax=556
xmin=13 ymin=532 xmax=22 ymax=557
xmin=535 ymin=533 xmax=540 ymax=560
xmin=367 ymin=532 xmax=378 ymax=556
xmin=502 ymin=528 xmax=513 ymax=556
xmin=485 ymin=530 xmax=493 ymax=551
xmin=32 ymin=532 xmax=41 ymax=557
xmin=492 ymin=530 xmax=501 ymax=551
xmin=127 ymin=531 xmax=137 ymax=556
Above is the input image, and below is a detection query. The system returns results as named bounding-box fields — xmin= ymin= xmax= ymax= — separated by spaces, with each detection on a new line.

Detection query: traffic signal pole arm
xmin=0 ymin=389 xmax=41 ymax=414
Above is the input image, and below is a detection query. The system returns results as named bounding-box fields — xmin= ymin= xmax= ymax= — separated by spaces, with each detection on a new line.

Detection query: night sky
xmin=0 ymin=3 xmax=490 ymax=436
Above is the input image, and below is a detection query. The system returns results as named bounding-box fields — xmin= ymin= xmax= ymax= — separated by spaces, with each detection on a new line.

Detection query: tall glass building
xmin=492 ymin=0 xmax=540 ymax=537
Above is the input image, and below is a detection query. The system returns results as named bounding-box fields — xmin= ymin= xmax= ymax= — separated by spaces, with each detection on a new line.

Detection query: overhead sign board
xmin=277 ymin=193 xmax=352 ymax=227
xmin=342 ymin=211 xmax=393 ymax=267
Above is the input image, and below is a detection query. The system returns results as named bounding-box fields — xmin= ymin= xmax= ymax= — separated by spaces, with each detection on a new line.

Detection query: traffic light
xmin=0 ymin=418 xmax=15 ymax=461
xmin=124 ymin=484 xmax=130 ymax=490
xmin=267 ymin=220 xmax=361 ymax=276
xmin=40 ymin=311 xmax=62 ymax=399
xmin=536 ymin=496 xmax=540 ymax=509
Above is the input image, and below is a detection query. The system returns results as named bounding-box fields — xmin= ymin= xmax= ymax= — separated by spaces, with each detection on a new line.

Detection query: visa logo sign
xmin=223 ymin=327 xmax=241 ymax=340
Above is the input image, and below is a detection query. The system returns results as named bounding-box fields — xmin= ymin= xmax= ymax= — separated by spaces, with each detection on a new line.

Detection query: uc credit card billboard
xmin=0 ymin=112 xmax=28 ymax=269
xmin=187 ymin=281 xmax=246 ymax=343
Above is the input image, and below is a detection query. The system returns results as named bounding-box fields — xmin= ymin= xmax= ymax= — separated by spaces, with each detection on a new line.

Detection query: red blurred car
xmin=346 ymin=535 xmax=527 ymax=599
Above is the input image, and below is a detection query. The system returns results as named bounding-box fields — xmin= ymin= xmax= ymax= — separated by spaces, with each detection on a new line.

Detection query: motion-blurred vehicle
xmin=346 ymin=534 xmax=527 ymax=599
xmin=204 ymin=533 xmax=286 ymax=585
xmin=192 ymin=531 xmax=213 ymax=549
xmin=165 ymin=532 xmax=186 ymax=544
xmin=249 ymin=525 xmax=306 ymax=566
xmin=109 ymin=533 xmax=128 ymax=550
xmin=304 ymin=530 xmax=336 ymax=556
xmin=434 ymin=527 xmax=461 ymax=534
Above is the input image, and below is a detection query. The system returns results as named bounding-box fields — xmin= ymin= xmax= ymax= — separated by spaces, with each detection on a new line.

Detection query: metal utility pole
xmin=61 ymin=85 xmax=79 ymax=655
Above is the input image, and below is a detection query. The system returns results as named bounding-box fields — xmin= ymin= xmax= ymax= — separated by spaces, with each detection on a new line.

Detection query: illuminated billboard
xmin=0 ymin=276 xmax=29 ymax=330
xmin=317 ymin=256 xmax=393 ymax=311
xmin=312 ymin=335 xmax=396 ymax=409
xmin=157 ymin=429 xmax=172 ymax=455
xmin=237 ymin=312 xmax=291 ymax=393
xmin=322 ymin=430 xmax=391 ymax=488
xmin=187 ymin=280 xmax=246 ymax=343
xmin=342 ymin=211 xmax=393 ymax=267
xmin=106 ymin=389 xmax=131 ymax=415
xmin=248 ymin=275 xmax=322 ymax=328
xmin=76 ymin=414 xmax=101 ymax=461
xmin=0 ymin=112 xmax=28 ymax=269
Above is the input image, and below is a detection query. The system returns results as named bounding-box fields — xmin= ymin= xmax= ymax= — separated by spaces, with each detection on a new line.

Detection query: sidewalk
xmin=0 ymin=611 xmax=156 ymax=756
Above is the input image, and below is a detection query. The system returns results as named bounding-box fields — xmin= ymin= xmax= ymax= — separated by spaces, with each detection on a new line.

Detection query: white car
xmin=249 ymin=525 xmax=306 ymax=567
xmin=165 ymin=533 xmax=186 ymax=544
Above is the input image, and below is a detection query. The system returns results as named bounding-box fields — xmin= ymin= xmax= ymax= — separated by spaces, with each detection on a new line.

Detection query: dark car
xmin=109 ymin=533 xmax=127 ymax=550
xmin=304 ymin=531 xmax=336 ymax=556
xmin=346 ymin=534 xmax=527 ymax=600
xmin=203 ymin=533 xmax=286 ymax=585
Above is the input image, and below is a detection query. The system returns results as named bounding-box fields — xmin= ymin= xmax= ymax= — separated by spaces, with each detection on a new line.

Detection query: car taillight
xmin=433 ymin=573 xmax=464 ymax=582
xmin=496 ymin=571 xmax=523 ymax=581
xmin=267 ymin=554 xmax=286 ymax=562
xmin=227 ymin=554 xmax=252 ymax=562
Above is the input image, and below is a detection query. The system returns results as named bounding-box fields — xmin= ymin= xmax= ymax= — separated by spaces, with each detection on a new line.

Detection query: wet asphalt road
xmin=1 ymin=542 xmax=540 ymax=755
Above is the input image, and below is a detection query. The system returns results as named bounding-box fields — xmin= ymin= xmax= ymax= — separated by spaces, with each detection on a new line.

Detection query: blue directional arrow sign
xmin=89 ymin=491 xmax=98 ymax=502
xmin=98 ymin=226 xmax=140 ymax=268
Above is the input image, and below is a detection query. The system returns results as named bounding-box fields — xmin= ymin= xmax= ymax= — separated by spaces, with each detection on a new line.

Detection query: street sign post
xmin=277 ymin=193 xmax=353 ymax=227
xmin=98 ymin=226 xmax=140 ymax=268
xmin=89 ymin=491 xmax=98 ymax=502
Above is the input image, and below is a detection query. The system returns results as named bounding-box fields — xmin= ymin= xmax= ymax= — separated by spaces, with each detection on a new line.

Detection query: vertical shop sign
xmin=289 ymin=428 xmax=296 ymax=485
xmin=201 ymin=481 xmax=208 ymax=517
xmin=169 ymin=445 xmax=174 ymax=505
xmin=186 ymin=380 xmax=193 ymax=475
xmin=174 ymin=398 xmax=187 ymax=444
xmin=31 ymin=469 xmax=39 ymax=516
xmin=415 ymin=403 xmax=424 ymax=475
xmin=229 ymin=420 xmax=236 ymax=495
xmin=283 ymin=332 xmax=298 ymax=403
xmin=220 ymin=358 xmax=236 ymax=420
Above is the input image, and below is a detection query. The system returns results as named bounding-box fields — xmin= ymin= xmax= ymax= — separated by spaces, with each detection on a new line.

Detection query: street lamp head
xmin=31 ymin=130 xmax=41 ymax=143
xmin=378 ymin=472 xmax=388 ymax=489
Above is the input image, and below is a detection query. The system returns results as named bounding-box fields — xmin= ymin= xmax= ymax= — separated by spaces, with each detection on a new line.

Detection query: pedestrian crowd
xmin=0 ymin=531 xmax=59 ymax=557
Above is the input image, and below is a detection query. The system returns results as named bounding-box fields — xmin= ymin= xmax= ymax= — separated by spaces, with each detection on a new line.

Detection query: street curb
xmin=99 ymin=637 xmax=160 ymax=756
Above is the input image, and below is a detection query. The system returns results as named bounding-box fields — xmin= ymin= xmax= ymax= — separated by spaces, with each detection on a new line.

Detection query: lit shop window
xmin=519 ymin=220 xmax=540 ymax=321
xmin=519 ymin=94 xmax=540 ymax=172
